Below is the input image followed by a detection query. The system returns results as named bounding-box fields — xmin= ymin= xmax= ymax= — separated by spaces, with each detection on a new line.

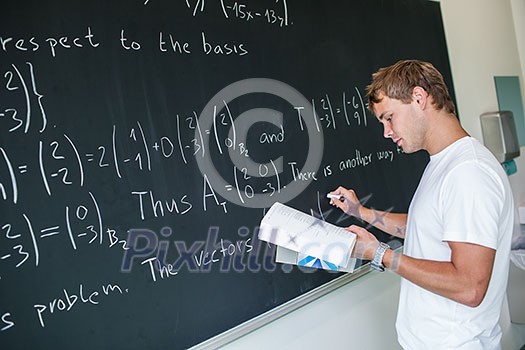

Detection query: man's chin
xmin=401 ymin=146 xmax=426 ymax=155
xmin=398 ymin=144 xmax=417 ymax=154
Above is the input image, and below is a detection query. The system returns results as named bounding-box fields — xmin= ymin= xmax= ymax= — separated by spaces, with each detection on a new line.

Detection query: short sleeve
xmin=440 ymin=161 xmax=504 ymax=249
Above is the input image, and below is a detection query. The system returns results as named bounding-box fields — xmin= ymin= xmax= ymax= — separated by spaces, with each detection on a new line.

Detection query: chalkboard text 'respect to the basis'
xmin=0 ymin=27 xmax=249 ymax=58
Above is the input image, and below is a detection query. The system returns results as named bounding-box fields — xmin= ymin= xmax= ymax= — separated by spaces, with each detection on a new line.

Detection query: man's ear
xmin=412 ymin=86 xmax=428 ymax=108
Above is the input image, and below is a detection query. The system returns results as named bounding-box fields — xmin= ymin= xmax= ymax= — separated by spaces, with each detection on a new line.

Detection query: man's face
xmin=373 ymin=93 xmax=426 ymax=154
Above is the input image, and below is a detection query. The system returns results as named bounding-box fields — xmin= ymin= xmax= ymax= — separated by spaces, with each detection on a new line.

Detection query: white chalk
xmin=326 ymin=193 xmax=344 ymax=201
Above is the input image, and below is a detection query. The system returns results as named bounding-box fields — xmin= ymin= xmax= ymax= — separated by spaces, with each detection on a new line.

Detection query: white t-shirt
xmin=396 ymin=137 xmax=514 ymax=350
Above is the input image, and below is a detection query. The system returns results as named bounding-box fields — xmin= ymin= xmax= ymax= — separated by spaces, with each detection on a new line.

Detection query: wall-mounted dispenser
xmin=480 ymin=111 xmax=520 ymax=175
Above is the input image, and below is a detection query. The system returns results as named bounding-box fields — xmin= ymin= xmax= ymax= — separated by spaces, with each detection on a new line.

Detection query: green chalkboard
xmin=0 ymin=0 xmax=451 ymax=348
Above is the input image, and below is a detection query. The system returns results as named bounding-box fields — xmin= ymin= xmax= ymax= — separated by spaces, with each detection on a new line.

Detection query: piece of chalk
xmin=326 ymin=194 xmax=344 ymax=201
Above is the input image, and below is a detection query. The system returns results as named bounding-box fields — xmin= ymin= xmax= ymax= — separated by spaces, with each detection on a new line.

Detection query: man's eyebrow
xmin=378 ymin=112 xmax=387 ymax=120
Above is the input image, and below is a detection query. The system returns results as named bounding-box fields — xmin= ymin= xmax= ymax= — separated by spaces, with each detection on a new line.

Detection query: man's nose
xmin=383 ymin=123 xmax=393 ymax=139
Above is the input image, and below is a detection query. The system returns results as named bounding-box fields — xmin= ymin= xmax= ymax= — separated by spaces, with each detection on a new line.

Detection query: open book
xmin=258 ymin=202 xmax=357 ymax=272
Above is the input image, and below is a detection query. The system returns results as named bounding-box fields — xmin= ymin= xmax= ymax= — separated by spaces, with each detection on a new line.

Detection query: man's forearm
xmin=381 ymin=243 xmax=495 ymax=307
xmin=359 ymin=207 xmax=407 ymax=238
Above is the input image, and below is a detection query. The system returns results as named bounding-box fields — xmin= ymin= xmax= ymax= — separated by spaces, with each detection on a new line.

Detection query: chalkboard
xmin=0 ymin=0 xmax=452 ymax=348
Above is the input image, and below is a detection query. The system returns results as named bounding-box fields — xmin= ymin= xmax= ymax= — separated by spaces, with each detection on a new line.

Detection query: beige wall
xmin=511 ymin=0 xmax=525 ymax=91
xmin=441 ymin=0 xmax=524 ymax=140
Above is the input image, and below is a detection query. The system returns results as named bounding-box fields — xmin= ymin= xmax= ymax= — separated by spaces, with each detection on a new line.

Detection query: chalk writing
xmin=0 ymin=0 xmax=442 ymax=347
xmin=0 ymin=19 xmax=401 ymax=342
xmin=0 ymin=63 xmax=47 ymax=134
xmin=221 ymin=0 xmax=290 ymax=27
xmin=33 ymin=282 xmax=128 ymax=328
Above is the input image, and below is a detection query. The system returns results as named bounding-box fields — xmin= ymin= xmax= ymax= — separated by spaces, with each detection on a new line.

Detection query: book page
xmin=259 ymin=202 xmax=356 ymax=267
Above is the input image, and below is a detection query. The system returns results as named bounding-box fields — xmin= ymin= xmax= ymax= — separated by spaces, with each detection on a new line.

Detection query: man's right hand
xmin=328 ymin=186 xmax=363 ymax=219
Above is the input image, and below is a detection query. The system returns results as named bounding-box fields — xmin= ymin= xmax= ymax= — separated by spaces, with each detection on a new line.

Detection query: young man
xmin=329 ymin=60 xmax=514 ymax=349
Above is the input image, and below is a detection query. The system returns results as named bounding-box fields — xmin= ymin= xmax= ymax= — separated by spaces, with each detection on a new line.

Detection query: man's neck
xmin=424 ymin=112 xmax=469 ymax=156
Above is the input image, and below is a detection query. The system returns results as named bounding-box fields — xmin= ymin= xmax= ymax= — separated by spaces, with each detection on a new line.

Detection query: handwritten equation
xmin=0 ymin=63 xmax=47 ymax=137
xmin=0 ymin=59 xmax=394 ymax=339
xmin=0 ymin=191 xmax=127 ymax=279
xmin=0 ymin=63 xmax=370 ymax=209
xmin=143 ymin=0 xmax=291 ymax=27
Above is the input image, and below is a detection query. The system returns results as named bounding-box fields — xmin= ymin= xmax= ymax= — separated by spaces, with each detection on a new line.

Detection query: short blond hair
xmin=366 ymin=60 xmax=456 ymax=115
